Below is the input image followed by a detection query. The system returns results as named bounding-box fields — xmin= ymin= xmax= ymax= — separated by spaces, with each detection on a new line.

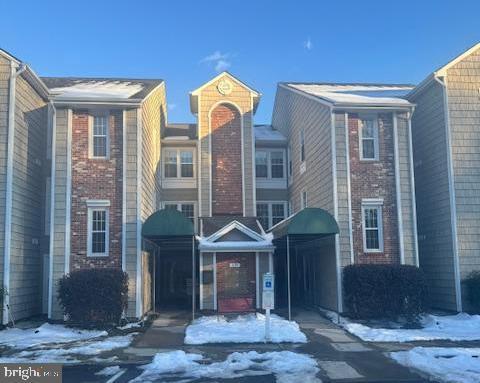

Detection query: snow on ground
xmin=324 ymin=310 xmax=480 ymax=342
xmin=0 ymin=323 xmax=107 ymax=349
xmin=117 ymin=321 xmax=142 ymax=330
xmin=0 ymin=334 xmax=135 ymax=364
xmin=131 ymin=350 xmax=320 ymax=383
xmin=184 ymin=313 xmax=307 ymax=344
xmin=391 ymin=347 xmax=480 ymax=383
xmin=95 ymin=366 xmax=121 ymax=376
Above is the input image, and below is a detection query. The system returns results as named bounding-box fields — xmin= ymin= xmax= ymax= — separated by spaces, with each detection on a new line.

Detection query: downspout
xmin=48 ymin=101 xmax=57 ymax=319
xmin=3 ymin=62 xmax=26 ymax=324
xmin=434 ymin=76 xmax=463 ymax=312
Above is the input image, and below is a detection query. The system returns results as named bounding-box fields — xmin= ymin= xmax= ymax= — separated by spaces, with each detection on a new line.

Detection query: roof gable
xmin=435 ymin=42 xmax=480 ymax=77
xmin=190 ymin=71 xmax=260 ymax=96
xmin=205 ymin=221 xmax=265 ymax=243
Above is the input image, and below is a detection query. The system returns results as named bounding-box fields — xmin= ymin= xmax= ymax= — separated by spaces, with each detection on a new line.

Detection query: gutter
xmin=3 ymin=62 xmax=26 ymax=324
xmin=434 ymin=75 xmax=463 ymax=312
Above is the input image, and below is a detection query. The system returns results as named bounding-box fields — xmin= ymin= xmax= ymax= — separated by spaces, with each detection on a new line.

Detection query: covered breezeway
xmin=142 ymin=209 xmax=197 ymax=320
xmin=268 ymin=208 xmax=340 ymax=320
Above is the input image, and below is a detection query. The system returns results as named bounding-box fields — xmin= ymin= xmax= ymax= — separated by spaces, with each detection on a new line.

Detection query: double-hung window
xmin=255 ymin=150 xmax=285 ymax=180
xmin=87 ymin=200 xmax=110 ymax=257
xmin=256 ymin=202 xmax=287 ymax=229
xmin=89 ymin=115 xmax=109 ymax=158
xmin=359 ymin=117 xmax=379 ymax=160
xmin=362 ymin=199 xmax=384 ymax=252
xmin=163 ymin=148 xmax=195 ymax=179
xmin=164 ymin=202 xmax=195 ymax=224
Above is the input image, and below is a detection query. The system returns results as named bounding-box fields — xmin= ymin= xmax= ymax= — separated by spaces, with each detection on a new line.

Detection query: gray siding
xmin=409 ymin=81 xmax=458 ymax=311
xmin=271 ymin=86 xmax=334 ymax=213
xmin=446 ymin=47 xmax=480 ymax=310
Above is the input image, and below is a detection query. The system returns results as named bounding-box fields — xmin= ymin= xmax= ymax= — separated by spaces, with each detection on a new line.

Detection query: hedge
xmin=343 ymin=264 xmax=427 ymax=322
xmin=464 ymin=271 xmax=480 ymax=312
xmin=58 ymin=268 xmax=128 ymax=325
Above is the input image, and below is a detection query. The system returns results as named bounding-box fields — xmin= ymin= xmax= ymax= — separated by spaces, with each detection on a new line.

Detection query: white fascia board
xmin=205 ymin=220 xmax=266 ymax=243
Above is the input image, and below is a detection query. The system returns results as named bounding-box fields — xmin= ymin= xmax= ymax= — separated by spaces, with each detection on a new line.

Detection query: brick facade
xmin=349 ymin=113 xmax=400 ymax=264
xmin=70 ymin=110 xmax=123 ymax=270
xmin=216 ymin=252 xmax=256 ymax=312
xmin=211 ymin=104 xmax=243 ymax=215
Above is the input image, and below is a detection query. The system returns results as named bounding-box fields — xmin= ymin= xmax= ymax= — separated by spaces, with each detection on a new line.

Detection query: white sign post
xmin=262 ymin=273 xmax=275 ymax=342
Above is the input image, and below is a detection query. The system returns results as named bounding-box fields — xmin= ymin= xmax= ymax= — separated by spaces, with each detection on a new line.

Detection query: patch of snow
xmin=323 ymin=310 xmax=480 ymax=342
xmin=117 ymin=321 xmax=142 ymax=330
xmin=0 ymin=323 xmax=107 ymax=349
xmin=184 ymin=313 xmax=307 ymax=344
xmin=51 ymin=81 xmax=144 ymax=100
xmin=0 ymin=334 xmax=134 ymax=364
xmin=95 ymin=366 xmax=121 ymax=376
xmin=131 ymin=350 xmax=320 ymax=383
xmin=391 ymin=347 xmax=480 ymax=383
xmin=254 ymin=125 xmax=286 ymax=141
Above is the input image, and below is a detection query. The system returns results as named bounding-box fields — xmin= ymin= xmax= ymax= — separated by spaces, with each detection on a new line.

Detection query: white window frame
xmin=255 ymin=149 xmax=287 ymax=189
xmin=256 ymin=201 xmax=288 ymax=229
xmin=88 ymin=114 xmax=110 ymax=159
xmin=361 ymin=199 xmax=384 ymax=253
xmin=162 ymin=147 xmax=197 ymax=188
xmin=359 ymin=116 xmax=379 ymax=161
xmin=301 ymin=190 xmax=308 ymax=209
xmin=162 ymin=201 xmax=197 ymax=231
xmin=86 ymin=200 xmax=110 ymax=257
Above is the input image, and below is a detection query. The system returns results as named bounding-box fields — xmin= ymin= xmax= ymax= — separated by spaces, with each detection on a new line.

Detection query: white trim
xmin=136 ymin=108 xmax=143 ymax=318
xmin=213 ymin=252 xmax=217 ymax=310
xmin=199 ymin=252 xmax=203 ymax=310
xmin=205 ymin=220 xmax=266 ymax=243
xmin=331 ymin=110 xmax=343 ymax=313
xmin=64 ymin=109 xmax=73 ymax=273
xmin=191 ymin=72 xmax=260 ymax=96
xmin=436 ymin=76 xmax=463 ymax=312
xmin=407 ymin=113 xmax=420 ymax=267
xmin=197 ymin=93 xmax=202 ymax=217
xmin=161 ymin=147 xmax=197 ymax=188
xmin=86 ymin=199 xmax=111 ymax=207
xmin=361 ymin=201 xmax=384 ymax=253
xmin=344 ymin=113 xmax=354 ymax=264
xmin=251 ymin=95 xmax=257 ymax=216
xmin=241 ymin=107 xmax=246 ymax=216
xmin=255 ymin=252 xmax=260 ymax=309
xmin=88 ymin=113 xmax=110 ymax=159
xmin=435 ymin=42 xmax=480 ymax=77
xmin=255 ymin=201 xmax=288 ymax=229
xmin=47 ymin=102 xmax=56 ymax=319
xmin=393 ymin=112 xmax=405 ymax=264
xmin=122 ymin=110 xmax=127 ymax=271
xmin=207 ymin=100 xmax=244 ymax=216
xmin=358 ymin=115 xmax=379 ymax=161
xmin=255 ymin=148 xmax=287 ymax=189
xmin=87 ymin=206 xmax=110 ymax=257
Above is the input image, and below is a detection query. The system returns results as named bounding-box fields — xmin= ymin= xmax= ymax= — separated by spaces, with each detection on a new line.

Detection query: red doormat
xmin=218 ymin=297 xmax=254 ymax=313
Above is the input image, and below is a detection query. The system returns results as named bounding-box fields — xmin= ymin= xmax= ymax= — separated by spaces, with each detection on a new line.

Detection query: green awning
xmin=142 ymin=209 xmax=194 ymax=238
xmin=268 ymin=207 xmax=339 ymax=239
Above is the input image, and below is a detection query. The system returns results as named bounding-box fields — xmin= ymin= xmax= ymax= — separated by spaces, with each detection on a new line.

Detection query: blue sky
xmin=2 ymin=0 xmax=479 ymax=123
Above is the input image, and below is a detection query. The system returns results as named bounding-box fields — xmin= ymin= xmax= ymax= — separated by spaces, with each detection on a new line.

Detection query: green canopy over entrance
xmin=142 ymin=209 xmax=194 ymax=238
xmin=268 ymin=207 xmax=339 ymax=239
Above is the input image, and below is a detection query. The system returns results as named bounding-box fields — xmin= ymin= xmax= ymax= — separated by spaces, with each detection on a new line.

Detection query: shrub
xmin=464 ymin=271 xmax=480 ymax=312
xmin=343 ymin=264 xmax=427 ymax=322
xmin=58 ymin=268 xmax=128 ymax=325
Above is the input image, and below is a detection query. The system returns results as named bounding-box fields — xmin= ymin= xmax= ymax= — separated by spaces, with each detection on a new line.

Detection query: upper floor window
xmin=255 ymin=150 xmax=285 ymax=179
xmin=301 ymin=190 xmax=308 ymax=209
xmin=90 ymin=115 xmax=109 ymax=158
xmin=362 ymin=199 xmax=384 ymax=252
xmin=359 ymin=117 xmax=379 ymax=160
xmin=163 ymin=148 xmax=195 ymax=179
xmin=256 ymin=202 xmax=287 ymax=229
xmin=86 ymin=200 xmax=110 ymax=257
xmin=164 ymin=202 xmax=196 ymax=224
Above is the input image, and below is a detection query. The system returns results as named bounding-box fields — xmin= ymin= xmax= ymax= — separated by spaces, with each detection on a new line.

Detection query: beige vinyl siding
xmin=124 ymin=108 xmax=139 ymax=317
xmin=8 ymin=75 xmax=48 ymax=320
xmin=200 ymin=252 xmax=214 ymax=309
xmin=50 ymin=108 xmax=69 ymax=318
xmin=334 ymin=112 xmax=352 ymax=268
xmin=0 ymin=55 xmax=11 ymax=298
xmin=446 ymin=47 xmax=480 ymax=309
xmin=396 ymin=113 xmax=417 ymax=266
xmin=271 ymin=85 xmax=334 ymax=214
xmin=160 ymin=188 xmax=198 ymax=201
xmin=409 ymin=81 xmax=458 ymax=311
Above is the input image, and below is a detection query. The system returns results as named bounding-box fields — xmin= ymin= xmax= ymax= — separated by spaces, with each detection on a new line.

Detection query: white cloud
xmin=200 ymin=51 xmax=232 ymax=72
xmin=303 ymin=37 xmax=313 ymax=51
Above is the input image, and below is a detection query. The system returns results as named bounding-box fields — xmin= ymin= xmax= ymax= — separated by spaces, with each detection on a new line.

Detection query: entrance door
xmin=217 ymin=253 xmax=256 ymax=312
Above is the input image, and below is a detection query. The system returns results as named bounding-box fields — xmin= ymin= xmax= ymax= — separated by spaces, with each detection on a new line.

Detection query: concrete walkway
xmin=109 ymin=308 xmax=425 ymax=382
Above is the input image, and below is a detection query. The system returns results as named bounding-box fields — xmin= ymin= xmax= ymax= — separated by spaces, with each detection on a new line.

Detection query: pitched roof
xmin=201 ymin=216 xmax=262 ymax=237
xmin=282 ymin=82 xmax=414 ymax=108
xmin=254 ymin=125 xmax=286 ymax=142
xmin=41 ymin=77 xmax=164 ymax=101
xmin=163 ymin=123 xmax=197 ymax=139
